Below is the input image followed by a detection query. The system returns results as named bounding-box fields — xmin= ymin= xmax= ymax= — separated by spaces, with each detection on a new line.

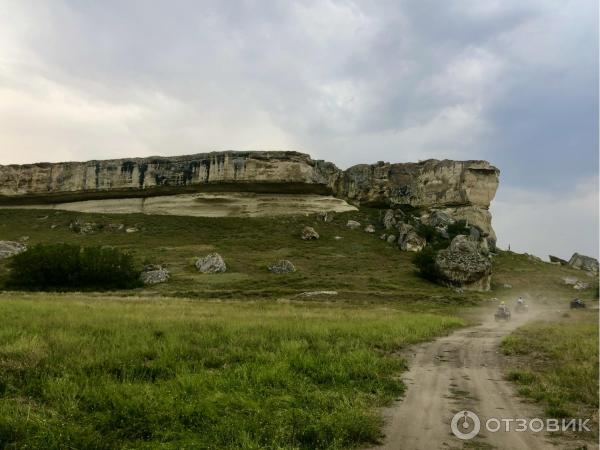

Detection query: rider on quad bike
xmin=570 ymin=298 xmax=586 ymax=309
xmin=495 ymin=301 xmax=511 ymax=321
xmin=515 ymin=296 xmax=528 ymax=313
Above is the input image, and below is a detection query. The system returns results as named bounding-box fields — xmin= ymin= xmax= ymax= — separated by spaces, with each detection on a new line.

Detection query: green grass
xmin=0 ymin=293 xmax=463 ymax=449
xmin=0 ymin=208 xmax=479 ymax=309
xmin=501 ymin=310 xmax=599 ymax=427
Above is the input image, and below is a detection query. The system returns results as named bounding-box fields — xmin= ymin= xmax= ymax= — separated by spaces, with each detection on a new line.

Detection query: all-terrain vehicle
xmin=494 ymin=305 xmax=511 ymax=321
xmin=570 ymin=298 xmax=586 ymax=309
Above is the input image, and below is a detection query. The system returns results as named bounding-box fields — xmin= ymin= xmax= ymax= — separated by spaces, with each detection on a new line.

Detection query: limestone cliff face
xmin=0 ymin=151 xmax=499 ymax=237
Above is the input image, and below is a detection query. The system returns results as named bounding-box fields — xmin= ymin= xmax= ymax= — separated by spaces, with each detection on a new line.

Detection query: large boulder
xmin=568 ymin=253 xmax=599 ymax=273
xmin=195 ymin=253 xmax=227 ymax=273
xmin=268 ymin=259 xmax=296 ymax=273
xmin=0 ymin=241 xmax=27 ymax=259
xmin=301 ymin=226 xmax=319 ymax=240
xmin=364 ymin=224 xmax=376 ymax=233
xmin=382 ymin=210 xmax=397 ymax=230
xmin=435 ymin=235 xmax=492 ymax=291
xmin=346 ymin=220 xmax=361 ymax=229
xmin=140 ymin=265 xmax=170 ymax=284
xmin=424 ymin=210 xmax=454 ymax=228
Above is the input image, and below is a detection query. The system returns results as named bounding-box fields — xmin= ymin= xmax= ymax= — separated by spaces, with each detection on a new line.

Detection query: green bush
xmin=412 ymin=245 xmax=440 ymax=282
xmin=6 ymin=244 xmax=141 ymax=291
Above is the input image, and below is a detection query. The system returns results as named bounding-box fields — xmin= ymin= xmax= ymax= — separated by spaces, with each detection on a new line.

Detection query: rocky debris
xmin=364 ymin=224 xmax=375 ymax=233
xmin=333 ymin=236 xmax=343 ymax=240
xmin=50 ymin=224 xmax=58 ymax=229
xmin=573 ymin=281 xmax=590 ymax=290
xmin=140 ymin=265 xmax=170 ymax=285
xmin=317 ymin=211 xmax=335 ymax=223
xmin=568 ymin=253 xmax=599 ymax=273
xmin=69 ymin=218 xmax=100 ymax=234
xmin=195 ymin=253 xmax=227 ymax=273
xmin=0 ymin=240 xmax=27 ymax=259
xmin=125 ymin=227 xmax=140 ymax=233
xmin=387 ymin=234 xmax=397 ymax=244
xmin=563 ymin=276 xmax=578 ymax=286
xmin=268 ymin=259 xmax=296 ymax=273
xmin=394 ymin=222 xmax=425 ymax=252
xmin=296 ymin=290 xmax=338 ymax=298
xmin=399 ymin=231 xmax=426 ymax=252
xmin=301 ymin=226 xmax=319 ymax=240
xmin=382 ymin=210 xmax=397 ymax=230
xmin=37 ymin=215 xmax=48 ymax=221
xmin=379 ymin=233 xmax=388 ymax=240
xmin=435 ymin=235 xmax=492 ymax=291
xmin=346 ymin=220 xmax=361 ymax=229
xmin=503 ymin=284 xmax=512 ymax=289
xmin=424 ymin=210 xmax=454 ymax=228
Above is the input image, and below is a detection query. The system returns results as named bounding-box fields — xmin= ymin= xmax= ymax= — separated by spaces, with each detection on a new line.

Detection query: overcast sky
xmin=0 ymin=0 xmax=598 ymax=259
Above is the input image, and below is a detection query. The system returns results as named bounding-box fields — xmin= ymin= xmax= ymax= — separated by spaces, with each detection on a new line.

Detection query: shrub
xmin=6 ymin=244 xmax=141 ymax=290
xmin=412 ymin=245 xmax=440 ymax=282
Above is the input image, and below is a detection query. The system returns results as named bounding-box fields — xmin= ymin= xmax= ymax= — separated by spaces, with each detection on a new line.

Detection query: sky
xmin=0 ymin=0 xmax=598 ymax=259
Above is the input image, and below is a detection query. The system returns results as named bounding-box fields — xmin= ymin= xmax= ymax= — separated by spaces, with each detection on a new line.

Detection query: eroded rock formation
xmin=0 ymin=151 xmax=499 ymax=237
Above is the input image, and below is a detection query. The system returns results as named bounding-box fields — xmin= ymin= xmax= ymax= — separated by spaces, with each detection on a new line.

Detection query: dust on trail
xmin=370 ymin=306 xmax=597 ymax=450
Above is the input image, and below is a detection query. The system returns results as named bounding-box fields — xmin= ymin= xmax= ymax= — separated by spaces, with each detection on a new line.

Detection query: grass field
xmin=502 ymin=309 xmax=599 ymax=433
xmin=0 ymin=207 xmax=597 ymax=448
xmin=0 ymin=294 xmax=463 ymax=449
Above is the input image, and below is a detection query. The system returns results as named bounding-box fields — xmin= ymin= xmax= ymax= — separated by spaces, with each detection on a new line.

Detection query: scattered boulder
xmin=140 ymin=265 xmax=170 ymax=285
xmin=396 ymin=222 xmax=414 ymax=242
xmin=379 ymin=233 xmax=388 ymax=240
xmin=549 ymin=255 xmax=568 ymax=265
xmin=563 ymin=276 xmax=578 ymax=286
xmin=382 ymin=210 xmax=397 ymax=230
xmin=364 ymin=224 xmax=375 ymax=233
xmin=69 ymin=218 xmax=100 ymax=234
xmin=107 ymin=223 xmax=125 ymax=232
xmin=503 ymin=283 xmax=512 ymax=289
xmin=125 ymin=227 xmax=140 ymax=233
xmin=568 ymin=253 xmax=599 ymax=273
xmin=399 ymin=231 xmax=426 ymax=252
xmin=346 ymin=220 xmax=361 ymax=230
xmin=573 ymin=281 xmax=590 ymax=290
xmin=333 ymin=236 xmax=343 ymax=240
xmin=386 ymin=234 xmax=397 ymax=244
xmin=196 ymin=253 xmax=227 ymax=273
xmin=435 ymin=235 xmax=492 ymax=291
xmin=301 ymin=226 xmax=319 ymax=240
xmin=268 ymin=259 xmax=296 ymax=273
xmin=0 ymin=241 xmax=27 ymax=260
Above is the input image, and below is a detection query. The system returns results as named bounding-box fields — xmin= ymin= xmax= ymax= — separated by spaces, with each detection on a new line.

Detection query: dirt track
xmin=370 ymin=308 xmax=597 ymax=450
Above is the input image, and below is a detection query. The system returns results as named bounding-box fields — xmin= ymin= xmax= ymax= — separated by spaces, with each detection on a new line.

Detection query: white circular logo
xmin=451 ymin=410 xmax=481 ymax=440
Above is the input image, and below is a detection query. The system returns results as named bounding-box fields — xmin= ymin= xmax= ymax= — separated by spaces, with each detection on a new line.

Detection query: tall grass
xmin=0 ymin=294 xmax=463 ymax=449
xmin=502 ymin=311 xmax=599 ymax=424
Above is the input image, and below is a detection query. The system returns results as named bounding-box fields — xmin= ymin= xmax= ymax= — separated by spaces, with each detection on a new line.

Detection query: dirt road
xmin=371 ymin=308 xmax=596 ymax=450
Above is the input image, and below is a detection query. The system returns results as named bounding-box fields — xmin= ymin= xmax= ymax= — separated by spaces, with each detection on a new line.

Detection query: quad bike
xmin=494 ymin=306 xmax=511 ymax=321
xmin=570 ymin=298 xmax=586 ymax=309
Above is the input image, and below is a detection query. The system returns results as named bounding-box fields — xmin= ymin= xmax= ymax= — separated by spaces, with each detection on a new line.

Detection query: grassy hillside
xmin=0 ymin=208 xmax=478 ymax=308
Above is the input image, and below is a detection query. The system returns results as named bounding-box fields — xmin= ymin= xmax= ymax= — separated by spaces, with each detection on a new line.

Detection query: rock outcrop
xmin=435 ymin=235 xmax=492 ymax=291
xmin=140 ymin=265 xmax=170 ymax=285
xmin=568 ymin=253 xmax=599 ymax=273
xmin=0 ymin=151 xmax=499 ymax=238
